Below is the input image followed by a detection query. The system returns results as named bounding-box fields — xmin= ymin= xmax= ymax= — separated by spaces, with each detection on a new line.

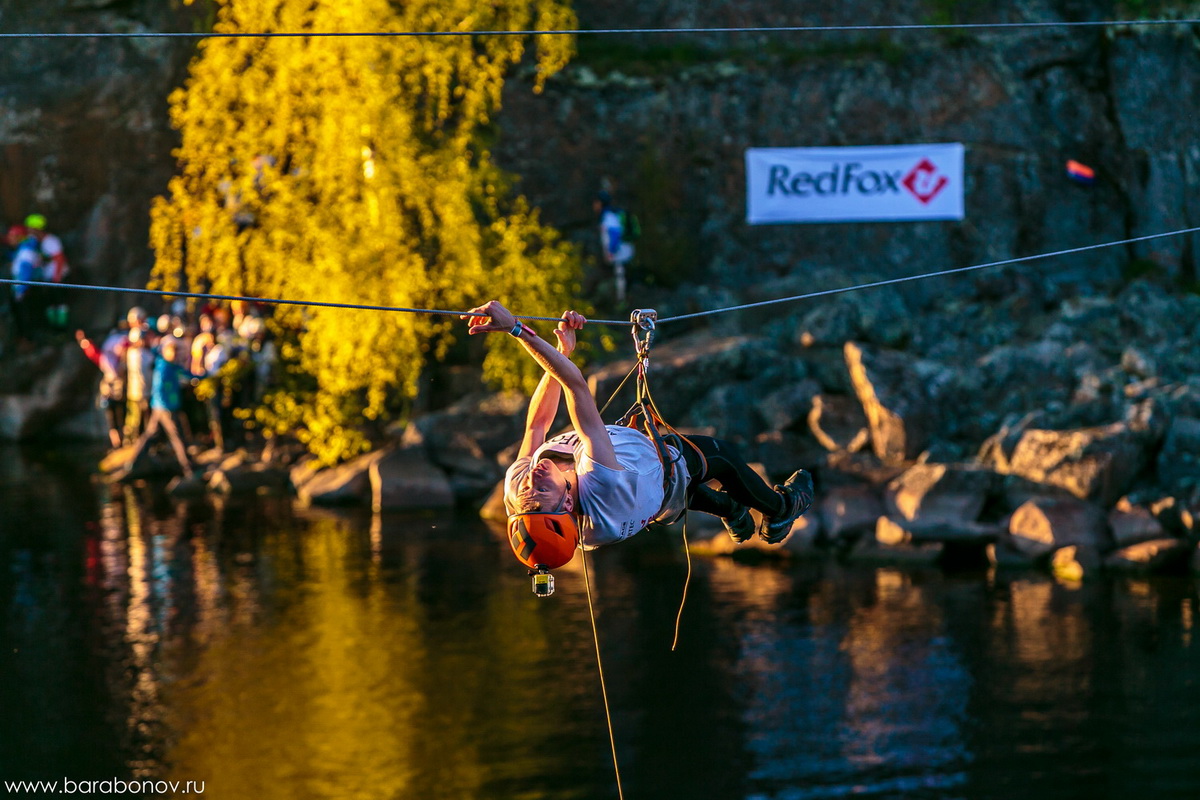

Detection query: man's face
xmin=522 ymin=458 xmax=571 ymax=512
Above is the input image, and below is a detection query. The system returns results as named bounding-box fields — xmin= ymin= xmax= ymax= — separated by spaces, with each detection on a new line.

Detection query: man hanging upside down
xmin=462 ymin=300 xmax=814 ymax=571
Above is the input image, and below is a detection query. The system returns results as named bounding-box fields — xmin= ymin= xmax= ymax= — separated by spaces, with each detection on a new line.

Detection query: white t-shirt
xmin=126 ymin=347 xmax=154 ymax=402
xmin=505 ymin=425 xmax=680 ymax=548
xmin=39 ymin=234 xmax=67 ymax=281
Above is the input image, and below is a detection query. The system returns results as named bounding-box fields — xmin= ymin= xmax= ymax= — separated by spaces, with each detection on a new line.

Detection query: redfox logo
xmin=902 ymin=158 xmax=949 ymax=204
xmin=767 ymin=162 xmax=901 ymax=197
xmin=766 ymin=158 xmax=951 ymax=204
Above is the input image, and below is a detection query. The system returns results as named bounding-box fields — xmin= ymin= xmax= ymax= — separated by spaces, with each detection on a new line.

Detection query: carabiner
xmin=630 ymin=308 xmax=657 ymax=359
xmin=631 ymin=308 xmax=658 ymax=332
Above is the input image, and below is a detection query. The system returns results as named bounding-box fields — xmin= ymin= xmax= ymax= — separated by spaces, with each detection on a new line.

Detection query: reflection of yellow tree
xmin=163 ymin=516 xmax=579 ymax=799
xmin=165 ymin=519 xmax=420 ymax=798
xmin=152 ymin=0 xmax=580 ymax=463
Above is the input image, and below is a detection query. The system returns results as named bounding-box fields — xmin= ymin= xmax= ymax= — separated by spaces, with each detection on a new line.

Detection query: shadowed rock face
xmin=2 ymin=1 xmax=1199 ymax=536
xmin=0 ymin=1 xmax=204 ymax=333
xmin=498 ymin=6 xmax=1200 ymax=301
xmin=3 ymin=1 xmax=1198 ymax=321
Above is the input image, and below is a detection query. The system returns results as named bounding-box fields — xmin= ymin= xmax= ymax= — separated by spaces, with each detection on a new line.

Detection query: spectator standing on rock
xmin=188 ymin=313 xmax=220 ymax=448
xmin=594 ymin=190 xmax=636 ymax=306
xmin=124 ymin=326 xmax=154 ymax=441
xmin=154 ymin=314 xmax=175 ymax=347
xmin=25 ymin=214 xmax=69 ymax=330
xmin=220 ymin=323 xmax=256 ymax=447
xmin=197 ymin=324 xmax=236 ymax=452
xmin=238 ymin=313 xmax=276 ymax=404
xmin=76 ymin=325 xmax=128 ymax=449
xmin=7 ymin=223 xmax=42 ymax=344
xmin=190 ymin=313 xmax=216 ymax=375
xmin=122 ymin=339 xmax=205 ymax=480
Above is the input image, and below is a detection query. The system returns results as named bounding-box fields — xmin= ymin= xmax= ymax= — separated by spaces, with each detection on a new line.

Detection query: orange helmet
xmin=507 ymin=512 xmax=579 ymax=570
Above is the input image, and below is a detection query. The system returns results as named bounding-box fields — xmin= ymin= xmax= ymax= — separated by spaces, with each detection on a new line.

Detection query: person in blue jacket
xmin=124 ymin=339 xmax=205 ymax=479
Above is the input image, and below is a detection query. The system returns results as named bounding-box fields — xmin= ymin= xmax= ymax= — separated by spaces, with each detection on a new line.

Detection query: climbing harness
xmin=615 ymin=309 xmax=707 ymax=508
xmin=605 ymin=309 xmax=700 ymax=650
xmin=617 ymin=309 xmax=676 ymax=492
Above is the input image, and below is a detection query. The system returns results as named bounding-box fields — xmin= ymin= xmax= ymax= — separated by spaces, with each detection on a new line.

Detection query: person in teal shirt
xmin=124 ymin=340 xmax=204 ymax=479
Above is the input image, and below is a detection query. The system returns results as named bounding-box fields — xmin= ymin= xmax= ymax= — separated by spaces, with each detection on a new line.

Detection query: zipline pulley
xmin=630 ymin=308 xmax=657 ymax=363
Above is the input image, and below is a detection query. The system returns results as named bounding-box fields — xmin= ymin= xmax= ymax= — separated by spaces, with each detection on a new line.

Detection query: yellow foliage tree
xmin=151 ymin=0 xmax=580 ymax=463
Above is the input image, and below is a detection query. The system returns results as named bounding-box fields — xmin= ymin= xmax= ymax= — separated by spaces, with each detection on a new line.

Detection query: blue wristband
xmin=509 ymin=321 xmax=523 ymax=337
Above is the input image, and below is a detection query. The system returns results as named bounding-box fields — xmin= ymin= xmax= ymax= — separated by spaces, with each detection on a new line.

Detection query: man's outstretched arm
xmin=515 ymin=308 xmax=584 ymax=459
xmin=463 ymin=301 xmax=619 ymax=470
xmin=519 ymin=372 xmax=561 ymax=459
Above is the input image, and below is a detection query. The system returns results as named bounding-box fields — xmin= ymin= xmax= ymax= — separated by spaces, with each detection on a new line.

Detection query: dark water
xmin=2 ymin=444 xmax=1199 ymax=800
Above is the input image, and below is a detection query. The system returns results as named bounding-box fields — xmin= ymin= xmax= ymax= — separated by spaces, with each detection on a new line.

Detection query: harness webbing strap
xmin=609 ymin=306 xmax=709 ymax=495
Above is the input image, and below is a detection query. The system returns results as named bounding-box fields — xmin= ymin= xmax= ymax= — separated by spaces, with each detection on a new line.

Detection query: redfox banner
xmin=745 ymin=144 xmax=965 ymax=224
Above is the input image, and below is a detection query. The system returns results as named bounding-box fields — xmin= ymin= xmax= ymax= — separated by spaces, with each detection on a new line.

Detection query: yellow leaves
xmin=151 ymin=0 xmax=579 ymax=464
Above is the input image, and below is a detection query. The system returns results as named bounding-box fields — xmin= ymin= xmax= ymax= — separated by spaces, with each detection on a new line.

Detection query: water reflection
xmin=1 ymin=445 xmax=1199 ymax=800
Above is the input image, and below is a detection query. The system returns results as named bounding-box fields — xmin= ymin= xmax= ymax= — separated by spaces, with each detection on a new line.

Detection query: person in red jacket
xmin=76 ymin=326 xmax=128 ymax=448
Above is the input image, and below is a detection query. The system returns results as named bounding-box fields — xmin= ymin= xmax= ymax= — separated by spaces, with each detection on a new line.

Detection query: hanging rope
xmin=602 ymin=309 xmax=702 ymax=651
xmin=2 ymin=17 xmax=1198 ymax=39
xmin=671 ymin=514 xmax=692 ymax=653
xmin=580 ymin=548 xmax=625 ymax=800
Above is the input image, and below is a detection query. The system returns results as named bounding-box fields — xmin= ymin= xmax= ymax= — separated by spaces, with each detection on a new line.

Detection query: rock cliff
xmin=497 ymin=0 xmax=1199 ymax=308
xmin=1 ymin=1 xmax=1197 ymax=506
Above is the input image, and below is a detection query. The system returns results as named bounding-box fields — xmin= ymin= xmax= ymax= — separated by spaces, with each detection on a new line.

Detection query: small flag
xmin=1066 ymin=160 xmax=1096 ymax=185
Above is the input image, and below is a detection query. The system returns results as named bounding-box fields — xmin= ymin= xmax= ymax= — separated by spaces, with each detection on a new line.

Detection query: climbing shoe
xmin=722 ymin=504 xmax=756 ymax=543
xmin=760 ymin=469 xmax=814 ymax=544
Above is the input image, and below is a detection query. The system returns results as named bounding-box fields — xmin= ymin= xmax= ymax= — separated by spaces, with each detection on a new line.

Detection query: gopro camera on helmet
xmin=530 ymin=567 xmax=555 ymax=597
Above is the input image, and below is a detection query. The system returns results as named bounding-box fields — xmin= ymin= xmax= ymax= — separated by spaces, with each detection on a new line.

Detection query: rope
xmin=597 ymin=363 xmax=640 ymax=418
xmin=0 ymin=278 xmax=629 ymax=326
xmin=640 ymin=379 xmax=701 ymax=654
xmin=657 ymin=225 xmax=1200 ymax=323
xmin=609 ymin=315 xmax=702 ymax=651
xmin=2 ymin=18 xmax=1198 ymax=39
xmin=671 ymin=513 xmax=691 ymax=653
xmin=580 ymin=549 xmax=625 ymax=800
xmin=5 ymin=225 xmax=1198 ymax=328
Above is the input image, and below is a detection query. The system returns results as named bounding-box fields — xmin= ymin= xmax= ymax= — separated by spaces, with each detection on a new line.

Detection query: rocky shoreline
xmin=94 ymin=272 xmax=1200 ymax=580
xmin=3 ymin=1 xmax=1197 ymax=584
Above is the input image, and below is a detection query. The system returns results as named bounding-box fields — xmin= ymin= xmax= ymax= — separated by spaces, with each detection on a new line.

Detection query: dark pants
xmin=131 ymin=408 xmax=192 ymax=477
xmin=678 ymin=435 xmax=785 ymax=519
xmin=125 ymin=398 xmax=149 ymax=441
xmin=11 ymin=294 xmax=38 ymax=339
xmin=99 ymin=396 xmax=126 ymax=447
